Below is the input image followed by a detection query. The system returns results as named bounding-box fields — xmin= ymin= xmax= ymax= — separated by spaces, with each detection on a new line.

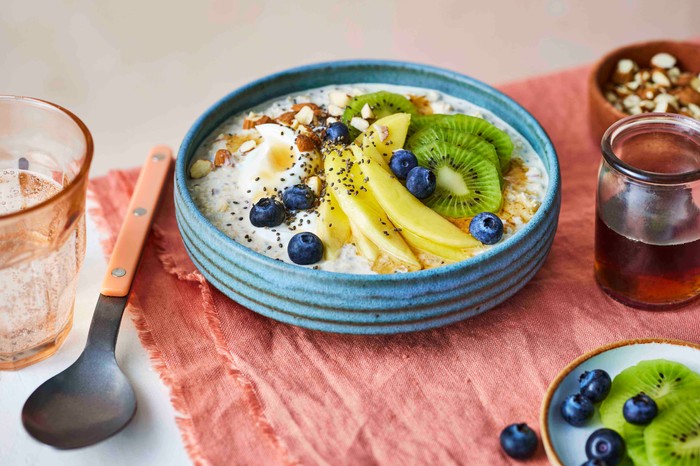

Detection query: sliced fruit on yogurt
xmin=401 ymin=228 xmax=479 ymax=263
xmin=316 ymin=191 xmax=352 ymax=260
xmin=350 ymin=220 xmax=379 ymax=263
xmin=351 ymin=145 xmax=480 ymax=249
xmin=236 ymin=124 xmax=320 ymax=200
xmin=325 ymin=146 xmax=420 ymax=269
xmin=359 ymin=113 xmax=412 ymax=169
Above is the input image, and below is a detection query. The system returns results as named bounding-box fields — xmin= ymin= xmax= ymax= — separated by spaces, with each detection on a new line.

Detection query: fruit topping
xmin=411 ymin=141 xmax=502 ymax=217
xmin=342 ymin=91 xmax=418 ymax=139
xmin=561 ymin=393 xmax=595 ymax=427
xmin=351 ymin=144 xmax=479 ymax=250
xmin=249 ymin=197 xmax=286 ymax=227
xmin=585 ymin=428 xmax=626 ymax=466
xmin=282 ymin=184 xmax=315 ymax=211
xmin=405 ymin=166 xmax=436 ymax=199
xmin=326 ymin=121 xmax=351 ymax=144
xmin=644 ymin=399 xmax=700 ymax=466
xmin=389 ymin=150 xmax=418 ymax=180
xmin=499 ymin=423 xmax=538 ymax=460
xmin=469 ymin=212 xmax=504 ymax=245
xmin=623 ymin=393 xmax=658 ymax=425
xmin=410 ymin=114 xmax=514 ymax=172
xmin=288 ymin=232 xmax=324 ymax=265
xmin=600 ymin=359 xmax=700 ymax=434
xmin=579 ymin=369 xmax=613 ymax=403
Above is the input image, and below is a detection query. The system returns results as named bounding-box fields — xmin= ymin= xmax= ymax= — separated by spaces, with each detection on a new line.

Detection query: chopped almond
xmin=214 ymin=149 xmax=232 ymax=167
xmin=291 ymin=102 xmax=320 ymax=112
xmin=276 ymin=111 xmax=297 ymax=125
xmin=295 ymin=134 xmax=316 ymax=152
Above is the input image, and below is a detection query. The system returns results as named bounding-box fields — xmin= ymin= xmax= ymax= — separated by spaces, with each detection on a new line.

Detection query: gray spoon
xmin=22 ymin=147 xmax=173 ymax=449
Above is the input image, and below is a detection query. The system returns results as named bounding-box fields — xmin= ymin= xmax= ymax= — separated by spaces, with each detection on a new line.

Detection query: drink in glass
xmin=0 ymin=96 xmax=93 ymax=369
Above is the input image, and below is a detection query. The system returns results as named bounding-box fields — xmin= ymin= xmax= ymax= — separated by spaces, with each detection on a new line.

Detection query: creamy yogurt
xmin=187 ymin=83 xmax=548 ymax=274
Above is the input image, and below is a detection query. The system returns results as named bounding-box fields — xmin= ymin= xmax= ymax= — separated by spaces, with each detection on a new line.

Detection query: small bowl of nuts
xmin=589 ymin=40 xmax=700 ymax=142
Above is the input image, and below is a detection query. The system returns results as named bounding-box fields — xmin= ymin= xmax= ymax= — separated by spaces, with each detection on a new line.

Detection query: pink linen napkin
xmin=88 ymin=64 xmax=700 ymax=465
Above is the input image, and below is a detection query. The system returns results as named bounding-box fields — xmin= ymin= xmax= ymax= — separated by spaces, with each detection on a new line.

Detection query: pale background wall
xmin=1 ymin=0 xmax=699 ymax=175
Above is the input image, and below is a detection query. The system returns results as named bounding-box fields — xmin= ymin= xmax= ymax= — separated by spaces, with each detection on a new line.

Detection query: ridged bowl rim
xmin=175 ymin=60 xmax=560 ymax=281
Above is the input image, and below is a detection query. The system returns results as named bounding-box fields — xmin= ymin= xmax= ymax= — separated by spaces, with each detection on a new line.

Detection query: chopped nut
xmin=640 ymin=100 xmax=655 ymax=111
xmin=651 ymin=69 xmax=671 ymax=87
xmin=674 ymin=86 xmax=700 ymax=106
xmin=239 ymin=140 xmax=257 ymax=153
xmin=360 ymin=103 xmax=374 ymax=119
xmin=350 ymin=117 xmax=369 ymax=132
xmin=688 ymin=103 xmax=700 ymax=118
xmin=625 ymin=81 xmax=640 ymax=91
xmin=651 ymin=52 xmax=676 ymax=69
xmin=295 ymin=134 xmax=316 ymax=152
xmin=622 ymin=94 xmax=641 ymax=109
xmin=214 ymin=149 xmax=231 ymax=167
xmin=254 ymin=115 xmax=275 ymax=126
xmin=189 ymin=160 xmax=212 ymax=179
xmin=374 ymin=124 xmax=389 ymax=142
xmin=326 ymin=117 xmax=338 ymax=125
xmin=653 ymin=100 xmax=678 ymax=113
xmin=613 ymin=59 xmax=637 ymax=84
xmin=276 ymin=111 xmax=296 ymax=125
xmin=329 ymin=91 xmax=351 ymax=108
xmin=691 ymin=77 xmax=700 ymax=94
xmin=305 ymin=176 xmax=322 ymax=196
xmin=634 ymin=70 xmax=651 ymax=84
xmin=605 ymin=91 xmax=618 ymax=103
xmin=295 ymin=106 xmax=314 ymax=125
xmin=327 ymin=104 xmax=344 ymax=117
xmin=291 ymin=103 xmax=320 ymax=112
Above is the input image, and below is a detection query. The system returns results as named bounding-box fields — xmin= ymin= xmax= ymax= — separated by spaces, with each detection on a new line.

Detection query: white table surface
xmin=0 ymin=212 xmax=189 ymax=466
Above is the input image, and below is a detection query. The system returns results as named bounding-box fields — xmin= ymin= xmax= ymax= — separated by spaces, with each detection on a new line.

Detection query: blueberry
xmin=288 ymin=232 xmax=323 ymax=265
xmin=405 ymin=166 xmax=436 ymax=199
xmin=560 ymin=393 xmax=594 ymax=427
xmin=623 ymin=393 xmax=658 ymax=425
xmin=389 ymin=150 xmax=418 ymax=180
xmin=282 ymin=184 xmax=315 ymax=210
xmin=499 ymin=423 xmax=538 ymax=460
xmin=585 ymin=428 xmax=625 ymax=465
xmin=581 ymin=460 xmax=608 ymax=466
xmin=579 ymin=369 xmax=612 ymax=403
xmin=325 ymin=122 xmax=350 ymax=144
xmin=249 ymin=197 xmax=285 ymax=227
xmin=469 ymin=212 xmax=504 ymax=245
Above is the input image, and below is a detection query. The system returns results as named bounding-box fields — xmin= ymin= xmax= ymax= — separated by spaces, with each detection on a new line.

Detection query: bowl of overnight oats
xmin=174 ymin=61 xmax=561 ymax=334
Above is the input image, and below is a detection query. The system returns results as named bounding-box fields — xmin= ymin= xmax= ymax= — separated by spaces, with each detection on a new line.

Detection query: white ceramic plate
xmin=540 ymin=338 xmax=700 ymax=466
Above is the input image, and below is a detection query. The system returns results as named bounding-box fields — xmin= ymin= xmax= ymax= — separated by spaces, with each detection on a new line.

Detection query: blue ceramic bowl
xmin=175 ymin=60 xmax=561 ymax=334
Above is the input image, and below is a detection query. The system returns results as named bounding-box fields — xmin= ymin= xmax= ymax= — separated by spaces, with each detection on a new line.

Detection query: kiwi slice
xmin=623 ymin=423 xmax=652 ymax=466
xmin=600 ymin=360 xmax=700 ymax=434
xmin=622 ymin=388 xmax=700 ymax=466
xmin=341 ymin=91 xmax=417 ymax=139
xmin=406 ymin=126 xmax=503 ymax=186
xmin=410 ymin=114 xmax=513 ymax=172
xmin=645 ymin=399 xmax=700 ymax=466
xmin=412 ymin=141 xmax=502 ymax=217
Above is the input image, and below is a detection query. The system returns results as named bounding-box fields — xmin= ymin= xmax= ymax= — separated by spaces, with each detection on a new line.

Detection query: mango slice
xmin=324 ymin=147 xmax=420 ymax=269
xmin=349 ymin=145 xmax=480 ymax=249
xmin=316 ymin=190 xmax=352 ymax=260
